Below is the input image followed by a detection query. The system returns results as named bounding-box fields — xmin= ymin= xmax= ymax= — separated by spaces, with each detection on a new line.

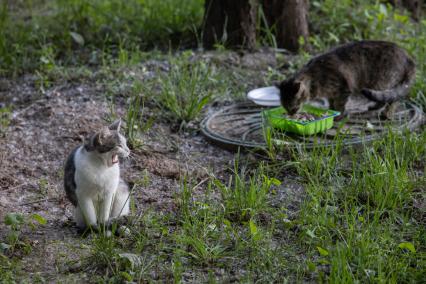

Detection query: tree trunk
xmin=262 ymin=0 xmax=309 ymax=52
xmin=202 ymin=0 xmax=258 ymax=50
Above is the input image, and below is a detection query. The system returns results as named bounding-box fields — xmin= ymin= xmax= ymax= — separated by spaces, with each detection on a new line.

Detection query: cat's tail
xmin=361 ymin=60 xmax=415 ymax=103
xmin=361 ymin=58 xmax=416 ymax=103
xmin=361 ymin=85 xmax=410 ymax=103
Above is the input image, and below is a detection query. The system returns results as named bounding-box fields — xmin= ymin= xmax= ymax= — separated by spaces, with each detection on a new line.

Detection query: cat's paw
xmin=116 ymin=225 xmax=131 ymax=237
xmin=103 ymin=219 xmax=131 ymax=237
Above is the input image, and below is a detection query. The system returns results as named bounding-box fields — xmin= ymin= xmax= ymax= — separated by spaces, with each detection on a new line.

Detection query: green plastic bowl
xmin=263 ymin=105 xmax=341 ymax=135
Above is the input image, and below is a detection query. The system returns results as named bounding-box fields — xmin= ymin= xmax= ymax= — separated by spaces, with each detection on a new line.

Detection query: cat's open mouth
xmin=112 ymin=154 xmax=119 ymax=164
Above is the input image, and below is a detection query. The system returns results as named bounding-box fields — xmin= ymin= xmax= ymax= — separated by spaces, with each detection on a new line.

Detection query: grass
xmin=0 ymin=0 xmax=204 ymax=75
xmin=293 ymin=129 xmax=426 ymax=282
xmin=1 ymin=213 xmax=48 ymax=283
xmin=0 ymin=255 xmax=22 ymax=284
xmin=72 ymin=128 xmax=423 ymax=282
xmin=174 ymin=182 xmax=229 ymax=267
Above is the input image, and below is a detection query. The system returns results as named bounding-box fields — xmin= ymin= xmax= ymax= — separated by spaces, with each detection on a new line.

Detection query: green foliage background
xmin=1 ymin=0 xmax=425 ymax=108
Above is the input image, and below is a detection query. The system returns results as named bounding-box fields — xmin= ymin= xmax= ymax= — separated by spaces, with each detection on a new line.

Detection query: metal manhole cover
xmin=201 ymin=101 xmax=424 ymax=151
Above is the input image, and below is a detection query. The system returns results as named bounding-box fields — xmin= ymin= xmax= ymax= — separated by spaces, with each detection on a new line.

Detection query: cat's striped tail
xmin=361 ymin=84 xmax=411 ymax=103
xmin=361 ymin=60 xmax=415 ymax=103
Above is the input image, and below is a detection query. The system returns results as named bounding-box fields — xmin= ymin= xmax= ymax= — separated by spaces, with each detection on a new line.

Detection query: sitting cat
xmin=278 ymin=40 xmax=415 ymax=117
xmin=64 ymin=119 xmax=131 ymax=233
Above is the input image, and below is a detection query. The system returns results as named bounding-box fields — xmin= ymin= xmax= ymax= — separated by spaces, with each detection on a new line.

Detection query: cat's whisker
xmin=129 ymin=152 xmax=139 ymax=158
xmin=127 ymin=153 xmax=137 ymax=159
xmin=125 ymin=154 xmax=138 ymax=163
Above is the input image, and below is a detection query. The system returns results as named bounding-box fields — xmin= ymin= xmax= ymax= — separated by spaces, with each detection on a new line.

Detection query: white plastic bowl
xmin=247 ymin=86 xmax=281 ymax=106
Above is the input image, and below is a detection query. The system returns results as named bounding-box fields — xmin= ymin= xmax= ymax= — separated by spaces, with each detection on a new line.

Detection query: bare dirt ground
xmin=0 ymin=52 xmax=306 ymax=281
xmin=0 ymin=78 xmax=234 ymax=279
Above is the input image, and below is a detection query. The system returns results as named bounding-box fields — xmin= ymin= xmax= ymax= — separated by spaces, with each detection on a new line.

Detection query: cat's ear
xmin=108 ymin=119 xmax=122 ymax=131
xmin=98 ymin=127 xmax=111 ymax=145
xmin=84 ymin=127 xmax=110 ymax=150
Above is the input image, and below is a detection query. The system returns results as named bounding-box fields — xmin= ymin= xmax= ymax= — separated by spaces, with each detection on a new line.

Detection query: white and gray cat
xmin=64 ymin=119 xmax=131 ymax=232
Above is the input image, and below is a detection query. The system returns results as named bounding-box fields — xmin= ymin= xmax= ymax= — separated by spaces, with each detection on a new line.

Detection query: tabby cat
xmin=278 ymin=40 xmax=415 ymax=117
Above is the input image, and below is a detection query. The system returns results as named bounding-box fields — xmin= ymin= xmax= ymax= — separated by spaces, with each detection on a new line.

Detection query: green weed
xmin=125 ymin=88 xmax=154 ymax=148
xmin=0 ymin=105 xmax=12 ymax=134
xmin=153 ymin=53 xmax=215 ymax=125
xmin=85 ymin=230 xmax=154 ymax=282
xmin=214 ymin=162 xmax=280 ymax=222
xmin=291 ymin=135 xmax=345 ymax=186
xmin=0 ymin=254 xmax=21 ymax=284
xmin=174 ymin=178 xmax=229 ymax=266
xmin=256 ymin=6 xmax=278 ymax=49
xmin=0 ymin=213 xmax=47 ymax=283
xmin=2 ymin=213 xmax=46 ymax=255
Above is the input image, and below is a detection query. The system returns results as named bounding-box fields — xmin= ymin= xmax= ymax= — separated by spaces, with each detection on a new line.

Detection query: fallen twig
xmin=19 ymin=197 xmax=58 ymax=206
xmin=192 ymin=177 xmax=210 ymax=191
